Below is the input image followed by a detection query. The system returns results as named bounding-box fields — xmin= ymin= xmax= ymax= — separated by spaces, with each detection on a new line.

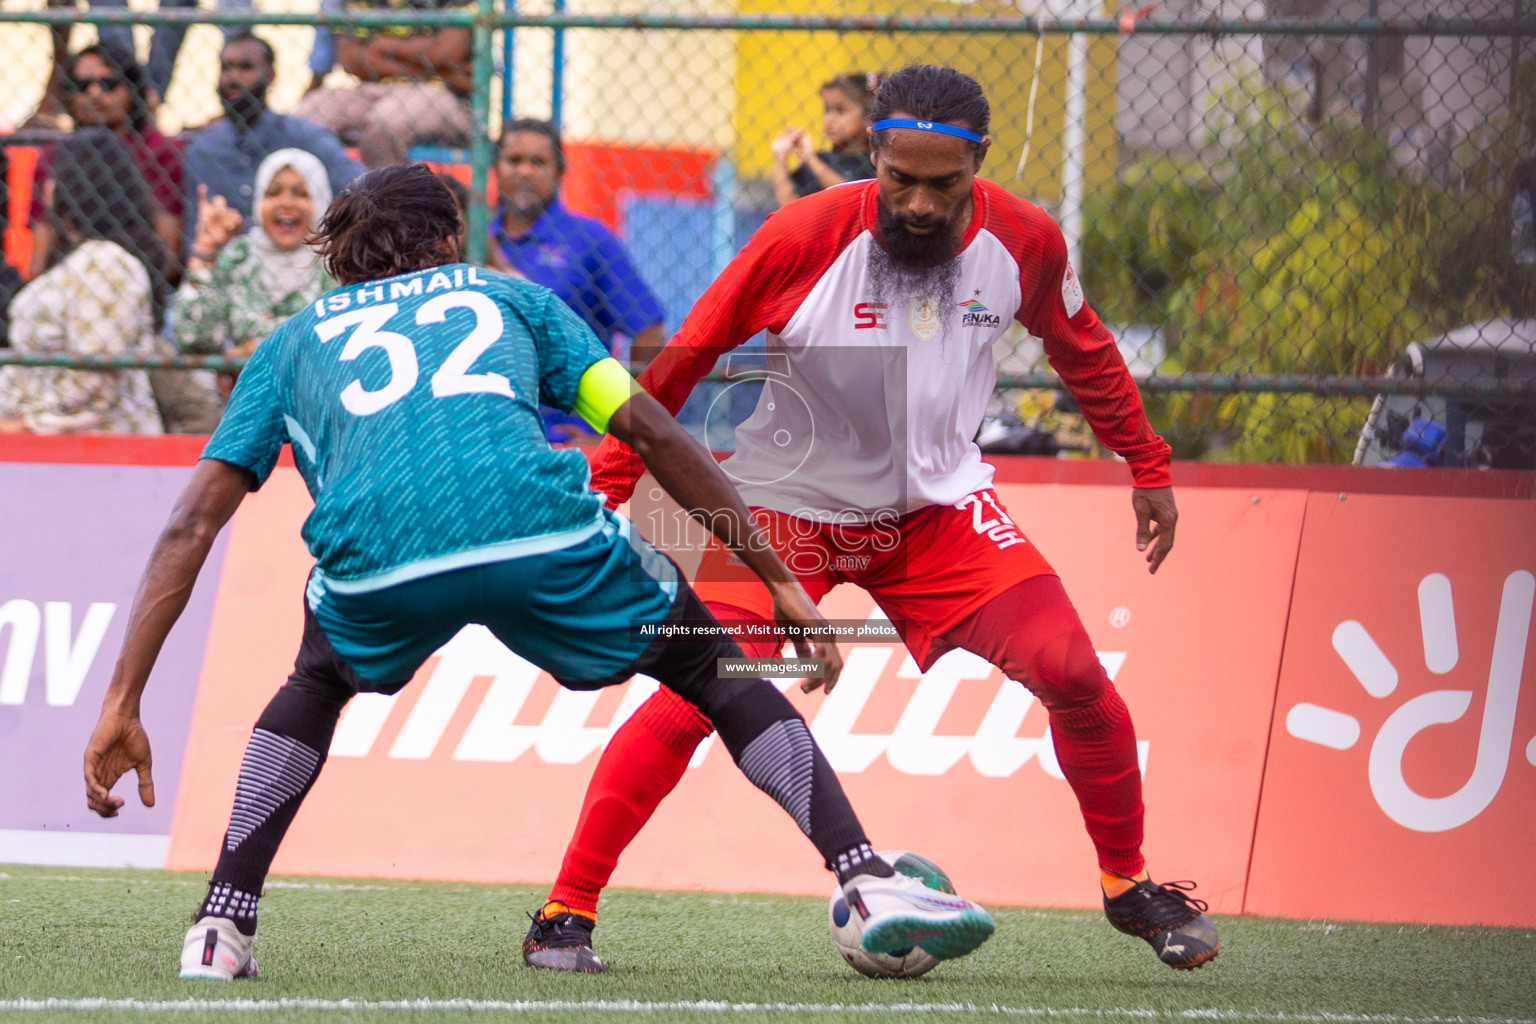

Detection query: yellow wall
xmin=733 ymin=0 xmax=1119 ymax=204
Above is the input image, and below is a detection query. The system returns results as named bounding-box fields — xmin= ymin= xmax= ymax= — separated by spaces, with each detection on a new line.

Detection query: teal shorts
xmin=306 ymin=510 xmax=680 ymax=691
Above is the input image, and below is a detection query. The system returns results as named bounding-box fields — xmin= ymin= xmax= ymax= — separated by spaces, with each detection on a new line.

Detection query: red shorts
xmin=694 ymin=490 xmax=1056 ymax=670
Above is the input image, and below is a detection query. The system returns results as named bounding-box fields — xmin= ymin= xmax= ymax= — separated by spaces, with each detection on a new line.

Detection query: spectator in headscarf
xmin=184 ymin=33 xmax=364 ymax=255
xmin=174 ymin=148 xmax=336 ymax=371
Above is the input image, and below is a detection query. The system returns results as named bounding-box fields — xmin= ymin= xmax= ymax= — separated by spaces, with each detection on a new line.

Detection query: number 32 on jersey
xmin=315 ymin=291 xmax=514 ymax=417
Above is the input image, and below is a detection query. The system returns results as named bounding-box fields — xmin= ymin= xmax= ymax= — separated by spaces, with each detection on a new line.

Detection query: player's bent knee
xmin=1049 ymin=682 xmax=1130 ymax=738
xmin=1021 ymin=626 xmax=1110 ymax=712
xmin=634 ymin=685 xmax=715 ymax=750
xmin=254 ymin=677 xmax=352 ymax=754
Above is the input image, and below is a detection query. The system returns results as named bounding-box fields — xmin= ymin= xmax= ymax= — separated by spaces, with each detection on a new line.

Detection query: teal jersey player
xmin=83 ymin=165 xmax=995 ymax=986
xmin=204 ymin=263 xmax=609 ymax=588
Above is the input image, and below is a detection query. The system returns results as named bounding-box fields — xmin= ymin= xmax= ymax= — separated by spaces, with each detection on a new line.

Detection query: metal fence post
xmin=551 ymin=0 xmax=566 ymax=128
xmin=468 ymin=0 xmax=495 ymax=266
xmin=503 ymin=0 xmax=516 ymax=122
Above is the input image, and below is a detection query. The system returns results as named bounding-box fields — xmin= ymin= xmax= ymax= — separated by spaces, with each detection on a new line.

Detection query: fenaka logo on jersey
xmin=853 ymin=302 xmax=888 ymax=330
xmin=909 ymin=296 xmax=941 ymax=340
xmin=957 ymin=298 xmax=1002 ymax=329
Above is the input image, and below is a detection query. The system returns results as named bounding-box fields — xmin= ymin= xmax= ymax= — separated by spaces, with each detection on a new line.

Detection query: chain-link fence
xmin=0 ymin=1 xmax=1533 ymax=465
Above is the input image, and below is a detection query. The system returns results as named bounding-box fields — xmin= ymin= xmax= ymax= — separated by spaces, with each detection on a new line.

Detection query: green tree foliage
xmin=1081 ymin=65 xmax=1530 ymax=463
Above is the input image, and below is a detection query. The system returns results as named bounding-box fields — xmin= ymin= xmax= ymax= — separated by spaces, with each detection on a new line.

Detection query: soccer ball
xmin=827 ymin=850 xmax=955 ymax=979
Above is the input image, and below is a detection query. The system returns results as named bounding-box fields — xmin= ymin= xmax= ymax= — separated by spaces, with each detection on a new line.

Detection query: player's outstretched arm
xmin=84 ymin=459 xmax=251 ymax=817
xmin=1132 ymin=485 xmax=1178 ymax=574
xmin=606 ymin=389 xmax=844 ymax=691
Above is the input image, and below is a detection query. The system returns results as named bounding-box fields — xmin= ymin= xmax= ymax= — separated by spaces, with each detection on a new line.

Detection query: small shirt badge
xmin=1062 ymin=262 xmax=1085 ymax=317
xmin=909 ymin=295 xmax=941 ymax=340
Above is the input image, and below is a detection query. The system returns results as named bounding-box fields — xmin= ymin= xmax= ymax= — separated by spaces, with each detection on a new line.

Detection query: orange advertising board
xmin=619 ymin=485 xmax=1301 ymax=912
xmin=1246 ymin=494 xmax=1536 ymax=927
xmin=168 ymin=477 xmax=1299 ymax=914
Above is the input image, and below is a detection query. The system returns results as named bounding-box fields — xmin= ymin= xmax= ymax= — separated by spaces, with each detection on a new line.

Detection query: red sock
xmin=1049 ymin=681 xmax=1145 ymax=876
xmin=546 ymin=602 xmax=781 ymax=913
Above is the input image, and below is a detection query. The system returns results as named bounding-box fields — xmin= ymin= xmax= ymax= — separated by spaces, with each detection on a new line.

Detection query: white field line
xmin=0 ymin=1002 xmax=1532 ymax=1022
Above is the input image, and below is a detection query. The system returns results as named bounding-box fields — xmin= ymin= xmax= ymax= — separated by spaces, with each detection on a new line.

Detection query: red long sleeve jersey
xmin=592 ymin=177 xmax=1171 ymax=515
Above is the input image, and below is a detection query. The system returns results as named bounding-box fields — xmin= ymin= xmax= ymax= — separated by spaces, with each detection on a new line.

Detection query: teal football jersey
xmin=203 ymin=264 xmax=610 ymax=588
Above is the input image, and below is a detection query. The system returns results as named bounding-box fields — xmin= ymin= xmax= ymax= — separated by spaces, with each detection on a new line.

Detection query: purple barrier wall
xmin=0 ymin=464 xmax=228 ymax=867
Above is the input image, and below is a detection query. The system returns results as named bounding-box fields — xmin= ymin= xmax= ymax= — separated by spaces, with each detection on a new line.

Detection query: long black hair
xmin=312 ymin=164 xmax=462 ymax=285
xmin=871 ymin=65 xmax=991 ymax=147
xmin=50 ymin=128 xmax=172 ymax=327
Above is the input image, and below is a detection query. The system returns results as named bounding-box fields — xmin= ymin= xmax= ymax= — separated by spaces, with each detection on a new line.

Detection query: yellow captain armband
xmin=573 ymin=357 xmax=642 ymax=434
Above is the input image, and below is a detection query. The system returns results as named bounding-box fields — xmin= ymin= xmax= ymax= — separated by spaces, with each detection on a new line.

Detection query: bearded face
xmin=866 ymin=220 xmax=964 ymax=345
xmin=218 ymin=41 xmax=272 ymax=129
xmin=865 ymin=120 xmax=987 ymax=329
xmin=876 ymin=196 xmax=963 ymax=269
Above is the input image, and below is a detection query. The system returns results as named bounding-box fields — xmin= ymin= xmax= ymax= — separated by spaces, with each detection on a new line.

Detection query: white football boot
xmin=842 ymin=871 xmax=996 ymax=961
xmin=179 ymin=916 xmax=259 ymax=980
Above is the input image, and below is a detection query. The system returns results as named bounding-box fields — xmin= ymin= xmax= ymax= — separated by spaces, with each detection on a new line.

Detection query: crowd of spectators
xmin=1 ymin=15 xmax=836 ymax=440
xmin=27 ymin=41 xmax=183 ymax=283
xmin=1 ymin=22 xmax=376 ymax=435
xmin=184 ymin=33 xmax=365 ymax=252
xmin=0 ymin=28 xmax=367 ymax=435
xmin=32 ymin=0 xmax=223 ymax=127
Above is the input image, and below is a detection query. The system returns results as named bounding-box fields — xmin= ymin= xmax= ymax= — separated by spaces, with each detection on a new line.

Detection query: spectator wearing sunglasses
xmin=27 ymin=41 xmax=186 ymax=286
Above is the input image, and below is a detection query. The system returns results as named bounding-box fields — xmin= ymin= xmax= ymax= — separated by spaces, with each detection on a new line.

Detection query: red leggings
xmin=548 ymin=575 xmax=1144 ymax=913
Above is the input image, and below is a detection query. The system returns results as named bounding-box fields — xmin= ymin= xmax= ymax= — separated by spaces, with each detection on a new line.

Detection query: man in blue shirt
xmin=79 ymin=164 xmax=995 ymax=981
xmin=184 ymin=33 xmax=365 ymax=251
xmin=491 ymin=120 xmax=667 ymax=369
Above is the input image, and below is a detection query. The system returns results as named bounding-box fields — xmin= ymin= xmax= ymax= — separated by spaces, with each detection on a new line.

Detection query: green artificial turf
xmin=1 ymin=864 xmax=1532 ymax=1023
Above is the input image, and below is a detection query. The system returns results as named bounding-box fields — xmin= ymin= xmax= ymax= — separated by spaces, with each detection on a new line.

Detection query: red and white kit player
xmin=519 ymin=64 xmax=1219 ymax=974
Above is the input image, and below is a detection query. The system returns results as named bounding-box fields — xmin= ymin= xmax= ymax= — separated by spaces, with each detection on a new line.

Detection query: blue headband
xmin=872 ymin=118 xmax=985 ymax=144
